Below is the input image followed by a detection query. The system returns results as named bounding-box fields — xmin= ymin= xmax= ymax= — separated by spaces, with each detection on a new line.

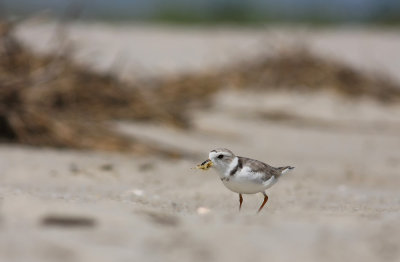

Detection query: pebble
xmin=196 ymin=207 xmax=211 ymax=215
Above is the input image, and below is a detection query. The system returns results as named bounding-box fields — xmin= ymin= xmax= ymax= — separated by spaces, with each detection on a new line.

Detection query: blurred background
xmin=0 ymin=1 xmax=400 ymax=262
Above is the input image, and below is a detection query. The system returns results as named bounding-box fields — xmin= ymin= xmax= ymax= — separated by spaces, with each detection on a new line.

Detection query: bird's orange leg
xmin=239 ymin=194 xmax=243 ymax=211
xmin=257 ymin=193 xmax=268 ymax=213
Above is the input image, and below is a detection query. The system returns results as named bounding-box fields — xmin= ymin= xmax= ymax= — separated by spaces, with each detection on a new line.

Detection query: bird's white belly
xmin=221 ymin=170 xmax=276 ymax=194
xmin=222 ymin=180 xmax=265 ymax=194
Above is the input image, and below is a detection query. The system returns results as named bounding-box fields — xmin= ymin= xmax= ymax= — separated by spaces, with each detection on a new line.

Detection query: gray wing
xmin=239 ymin=157 xmax=282 ymax=181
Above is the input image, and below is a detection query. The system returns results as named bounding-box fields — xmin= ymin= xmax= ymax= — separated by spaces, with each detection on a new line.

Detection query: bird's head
xmin=208 ymin=148 xmax=236 ymax=172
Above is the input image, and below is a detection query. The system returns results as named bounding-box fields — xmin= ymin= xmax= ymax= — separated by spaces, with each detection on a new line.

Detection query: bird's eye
xmin=217 ymin=155 xmax=224 ymax=159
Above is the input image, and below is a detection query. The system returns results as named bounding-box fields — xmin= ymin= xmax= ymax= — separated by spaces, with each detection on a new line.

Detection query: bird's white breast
xmin=221 ymin=166 xmax=276 ymax=194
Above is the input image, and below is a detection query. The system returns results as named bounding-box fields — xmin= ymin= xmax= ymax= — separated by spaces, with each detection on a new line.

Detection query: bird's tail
xmin=279 ymin=166 xmax=294 ymax=175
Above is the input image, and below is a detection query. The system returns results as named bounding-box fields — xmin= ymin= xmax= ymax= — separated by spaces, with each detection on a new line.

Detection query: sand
xmin=15 ymin=22 xmax=400 ymax=82
xmin=0 ymin=22 xmax=400 ymax=262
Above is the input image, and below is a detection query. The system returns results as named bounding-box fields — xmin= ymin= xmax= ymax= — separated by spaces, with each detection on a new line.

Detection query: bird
xmin=197 ymin=148 xmax=294 ymax=213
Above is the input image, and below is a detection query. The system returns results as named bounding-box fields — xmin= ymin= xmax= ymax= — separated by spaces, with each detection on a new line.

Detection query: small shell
xmin=196 ymin=207 xmax=211 ymax=215
xmin=132 ymin=189 xmax=144 ymax=196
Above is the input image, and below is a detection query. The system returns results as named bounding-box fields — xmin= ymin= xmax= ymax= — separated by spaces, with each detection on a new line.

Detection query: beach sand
xmin=1 ymin=22 xmax=399 ymax=262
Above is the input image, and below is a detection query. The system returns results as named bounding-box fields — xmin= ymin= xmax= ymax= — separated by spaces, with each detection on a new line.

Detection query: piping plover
xmin=197 ymin=148 xmax=294 ymax=213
